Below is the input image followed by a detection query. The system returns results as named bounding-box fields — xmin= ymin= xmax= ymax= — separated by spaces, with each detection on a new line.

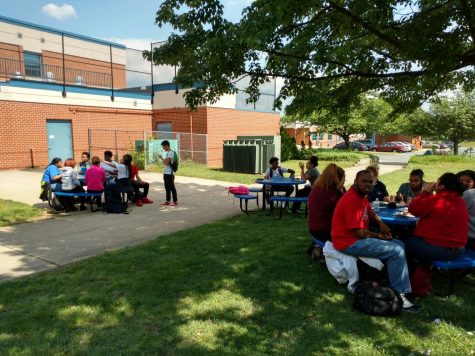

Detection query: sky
xmin=0 ymin=0 xmax=252 ymax=50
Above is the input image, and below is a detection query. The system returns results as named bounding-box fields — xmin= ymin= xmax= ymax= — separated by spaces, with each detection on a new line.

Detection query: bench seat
xmin=268 ymin=196 xmax=308 ymax=219
xmin=234 ymin=194 xmax=257 ymax=214
xmin=54 ymin=191 xmax=103 ymax=212
xmin=432 ymin=248 xmax=475 ymax=295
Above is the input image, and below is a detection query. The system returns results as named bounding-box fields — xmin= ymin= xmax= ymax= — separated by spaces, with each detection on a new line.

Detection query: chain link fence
xmin=88 ymin=129 xmax=207 ymax=169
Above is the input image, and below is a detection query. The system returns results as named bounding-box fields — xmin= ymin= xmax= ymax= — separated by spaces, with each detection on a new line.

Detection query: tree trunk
xmin=342 ymin=135 xmax=350 ymax=149
xmin=454 ymin=140 xmax=459 ymax=155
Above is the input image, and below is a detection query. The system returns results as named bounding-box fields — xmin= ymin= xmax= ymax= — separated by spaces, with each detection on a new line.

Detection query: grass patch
xmin=0 ymin=199 xmax=42 ymax=227
xmin=148 ymin=160 xmax=355 ymax=185
xmin=380 ymin=156 xmax=475 ymax=194
xmin=0 ymin=214 xmax=473 ymax=354
xmin=296 ymin=148 xmax=375 ymax=163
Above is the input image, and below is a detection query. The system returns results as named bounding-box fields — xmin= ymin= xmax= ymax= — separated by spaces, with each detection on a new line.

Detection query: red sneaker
xmin=135 ymin=200 xmax=143 ymax=207
xmin=160 ymin=201 xmax=170 ymax=206
xmin=169 ymin=202 xmax=178 ymax=206
xmin=141 ymin=197 xmax=154 ymax=204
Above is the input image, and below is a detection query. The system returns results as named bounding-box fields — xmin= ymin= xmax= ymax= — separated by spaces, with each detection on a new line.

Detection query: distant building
xmin=284 ymin=125 xmax=344 ymax=148
xmin=0 ymin=15 xmax=279 ymax=169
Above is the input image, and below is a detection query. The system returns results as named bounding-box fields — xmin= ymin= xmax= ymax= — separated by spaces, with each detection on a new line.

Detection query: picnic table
xmin=377 ymin=206 xmax=419 ymax=226
xmin=255 ymin=178 xmax=306 ymax=209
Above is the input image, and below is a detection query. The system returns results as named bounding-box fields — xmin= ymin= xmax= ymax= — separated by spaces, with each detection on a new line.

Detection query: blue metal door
xmin=46 ymin=120 xmax=73 ymax=162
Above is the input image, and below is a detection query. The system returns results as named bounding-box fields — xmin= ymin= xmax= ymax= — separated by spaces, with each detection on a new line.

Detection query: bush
xmin=409 ymin=155 xmax=475 ymax=165
xmin=296 ymin=148 xmax=376 ymax=164
xmin=129 ymin=148 xmax=146 ymax=170
xmin=280 ymin=126 xmax=299 ymax=161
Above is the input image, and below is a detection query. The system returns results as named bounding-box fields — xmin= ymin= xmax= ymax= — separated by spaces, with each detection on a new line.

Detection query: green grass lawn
xmin=0 ymin=214 xmax=473 ymax=354
xmin=0 ymin=199 xmax=42 ymax=227
xmin=148 ymin=160 xmax=355 ymax=185
xmin=379 ymin=156 xmax=475 ymax=195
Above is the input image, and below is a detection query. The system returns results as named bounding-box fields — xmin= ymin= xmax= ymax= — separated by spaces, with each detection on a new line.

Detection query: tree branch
xmin=459 ymin=0 xmax=475 ymax=44
xmin=328 ymin=1 xmax=401 ymax=49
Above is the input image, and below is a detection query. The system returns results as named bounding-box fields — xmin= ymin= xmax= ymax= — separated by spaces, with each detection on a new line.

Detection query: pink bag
xmin=228 ymin=186 xmax=250 ymax=195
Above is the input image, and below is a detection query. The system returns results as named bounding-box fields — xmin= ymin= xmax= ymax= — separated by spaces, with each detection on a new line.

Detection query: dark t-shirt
xmin=308 ymin=186 xmax=344 ymax=233
xmin=367 ymin=180 xmax=388 ymax=202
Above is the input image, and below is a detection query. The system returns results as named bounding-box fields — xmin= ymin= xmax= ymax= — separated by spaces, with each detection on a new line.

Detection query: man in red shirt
xmin=130 ymin=164 xmax=153 ymax=206
xmin=332 ymin=170 xmax=419 ymax=312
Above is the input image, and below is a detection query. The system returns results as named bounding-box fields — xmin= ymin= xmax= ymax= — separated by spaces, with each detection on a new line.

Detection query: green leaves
xmin=148 ymin=0 xmax=475 ymax=112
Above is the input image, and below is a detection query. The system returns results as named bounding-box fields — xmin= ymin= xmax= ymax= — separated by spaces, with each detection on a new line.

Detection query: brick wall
xmin=0 ymin=43 xmax=23 ymax=81
xmin=206 ymin=108 xmax=280 ymax=167
xmin=0 ymin=100 xmax=151 ymax=169
xmin=152 ymin=107 xmax=280 ymax=167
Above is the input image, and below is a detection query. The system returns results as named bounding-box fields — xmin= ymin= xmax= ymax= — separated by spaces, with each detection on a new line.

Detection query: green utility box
xmin=222 ymin=138 xmax=275 ymax=173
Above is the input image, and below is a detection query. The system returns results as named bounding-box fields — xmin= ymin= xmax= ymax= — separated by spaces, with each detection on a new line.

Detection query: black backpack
xmin=104 ymin=197 xmax=128 ymax=214
xmin=353 ymin=281 xmax=402 ymax=317
xmin=170 ymin=150 xmax=179 ymax=172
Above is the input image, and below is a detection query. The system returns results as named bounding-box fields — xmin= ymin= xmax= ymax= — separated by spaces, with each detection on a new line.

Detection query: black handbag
xmin=353 ymin=281 xmax=402 ymax=317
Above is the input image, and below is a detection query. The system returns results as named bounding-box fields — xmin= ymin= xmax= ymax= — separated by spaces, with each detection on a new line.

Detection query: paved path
xmin=0 ymin=162 xmax=404 ymax=281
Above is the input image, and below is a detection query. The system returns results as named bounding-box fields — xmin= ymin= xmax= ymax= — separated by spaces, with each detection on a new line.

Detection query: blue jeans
xmin=343 ymin=238 xmax=411 ymax=294
xmin=405 ymin=236 xmax=464 ymax=266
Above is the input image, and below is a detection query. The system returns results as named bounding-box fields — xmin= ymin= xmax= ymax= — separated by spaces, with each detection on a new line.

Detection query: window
xmin=24 ymin=52 xmax=42 ymax=78
xmin=157 ymin=123 xmax=173 ymax=139
xmin=328 ymin=133 xmax=333 ymax=140
xmin=318 ymin=133 xmax=324 ymax=140
xmin=311 ymin=133 xmax=317 ymax=141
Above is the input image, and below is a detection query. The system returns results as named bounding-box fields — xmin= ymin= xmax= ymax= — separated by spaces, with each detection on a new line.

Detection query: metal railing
xmin=0 ymin=57 xmax=112 ymax=88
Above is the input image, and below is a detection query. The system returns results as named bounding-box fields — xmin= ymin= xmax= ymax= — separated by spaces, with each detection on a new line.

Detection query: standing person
xmin=366 ymin=164 xmax=389 ymax=203
xmin=100 ymin=151 xmax=118 ymax=185
xmin=263 ymin=157 xmax=296 ymax=197
xmin=457 ymin=170 xmax=475 ymax=249
xmin=396 ymin=169 xmax=425 ymax=204
xmin=331 ymin=170 xmax=419 ymax=312
xmin=160 ymin=140 xmax=178 ymax=206
xmin=308 ymin=163 xmax=345 ymax=243
xmin=78 ymin=152 xmax=92 ymax=174
xmin=61 ymin=158 xmax=86 ymax=211
xmin=130 ymin=162 xmax=153 ymax=205
xmin=291 ymin=155 xmax=320 ymax=213
xmin=85 ymin=156 xmax=106 ymax=208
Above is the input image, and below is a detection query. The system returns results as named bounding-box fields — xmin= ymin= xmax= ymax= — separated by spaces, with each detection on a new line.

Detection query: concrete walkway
xmin=0 ymin=163 xmax=404 ymax=281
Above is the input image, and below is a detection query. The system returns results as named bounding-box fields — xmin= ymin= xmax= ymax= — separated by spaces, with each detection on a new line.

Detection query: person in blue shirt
xmin=41 ymin=157 xmax=63 ymax=191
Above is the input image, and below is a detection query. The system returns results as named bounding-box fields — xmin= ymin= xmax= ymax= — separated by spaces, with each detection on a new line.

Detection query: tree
xmin=410 ymin=92 xmax=475 ymax=154
xmin=145 ymin=0 xmax=475 ymax=113
xmin=280 ymin=126 xmax=298 ymax=161
xmin=292 ymin=96 xmax=391 ymax=148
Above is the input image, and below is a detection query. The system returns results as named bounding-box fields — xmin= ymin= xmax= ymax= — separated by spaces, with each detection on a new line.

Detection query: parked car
xmin=356 ymin=139 xmax=375 ymax=149
xmin=388 ymin=141 xmax=412 ymax=152
xmin=372 ymin=142 xmax=406 ymax=152
xmin=421 ymin=141 xmax=441 ymax=149
xmin=333 ymin=142 xmax=368 ymax=151
xmin=443 ymin=140 xmax=454 ymax=148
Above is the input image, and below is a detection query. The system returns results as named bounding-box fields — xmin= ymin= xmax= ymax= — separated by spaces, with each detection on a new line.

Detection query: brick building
xmin=0 ymin=16 xmax=279 ymax=170
xmin=285 ymin=126 xmax=344 ymax=149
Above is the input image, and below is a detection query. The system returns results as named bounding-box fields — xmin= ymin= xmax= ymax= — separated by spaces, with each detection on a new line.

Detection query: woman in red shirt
xmin=308 ymin=163 xmax=346 ymax=243
xmin=406 ymin=173 xmax=468 ymax=267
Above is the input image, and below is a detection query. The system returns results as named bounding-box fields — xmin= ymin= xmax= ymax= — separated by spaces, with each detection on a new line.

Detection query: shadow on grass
xmin=0 ymin=214 xmax=473 ymax=354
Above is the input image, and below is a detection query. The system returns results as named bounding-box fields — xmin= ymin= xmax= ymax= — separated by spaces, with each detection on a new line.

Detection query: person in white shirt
xmin=100 ymin=151 xmax=118 ymax=185
xmin=61 ymin=158 xmax=86 ymax=211
xmin=263 ymin=157 xmax=296 ymax=197
xmin=160 ymin=140 xmax=178 ymax=206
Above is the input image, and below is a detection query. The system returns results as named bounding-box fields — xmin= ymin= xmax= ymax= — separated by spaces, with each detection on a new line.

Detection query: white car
xmin=388 ymin=141 xmax=412 ymax=152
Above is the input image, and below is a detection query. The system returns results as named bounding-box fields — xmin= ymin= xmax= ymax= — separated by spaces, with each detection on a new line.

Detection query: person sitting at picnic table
xmin=291 ymin=155 xmax=320 ymax=213
xmin=406 ymin=173 xmax=468 ymax=270
xmin=263 ymin=157 xmax=296 ymax=197
xmin=308 ymin=163 xmax=345 ymax=243
xmin=457 ymin=170 xmax=475 ymax=250
xmin=331 ymin=170 xmax=419 ymax=312
xmin=130 ymin=161 xmax=153 ymax=206
xmin=85 ymin=156 xmax=106 ymax=208
xmin=396 ymin=169 xmax=425 ymax=204
xmin=100 ymin=150 xmax=118 ymax=185
xmin=41 ymin=157 xmax=63 ymax=191
xmin=61 ymin=158 xmax=87 ymax=212
xmin=78 ymin=151 xmax=92 ymax=174
xmin=366 ymin=164 xmax=389 ymax=203
xmin=103 ymin=154 xmax=137 ymax=205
